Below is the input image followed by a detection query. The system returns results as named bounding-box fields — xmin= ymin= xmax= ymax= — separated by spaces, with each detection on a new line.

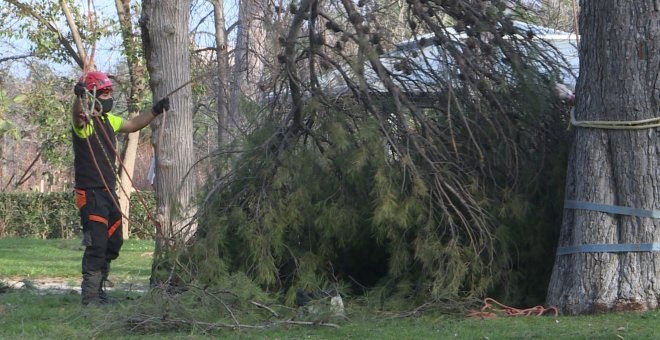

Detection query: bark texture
xmin=140 ymin=0 xmax=196 ymax=247
xmin=547 ymin=1 xmax=660 ymax=314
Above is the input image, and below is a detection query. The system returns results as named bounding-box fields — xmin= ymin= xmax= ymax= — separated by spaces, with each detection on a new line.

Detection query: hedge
xmin=0 ymin=191 xmax=155 ymax=239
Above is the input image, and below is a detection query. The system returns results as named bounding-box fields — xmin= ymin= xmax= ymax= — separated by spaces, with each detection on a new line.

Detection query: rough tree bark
xmin=140 ymin=0 xmax=197 ymax=249
xmin=547 ymin=1 xmax=660 ymax=314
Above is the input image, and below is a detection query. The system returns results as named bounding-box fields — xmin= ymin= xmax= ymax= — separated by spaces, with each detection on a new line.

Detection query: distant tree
xmin=527 ymin=0 xmax=577 ymax=32
xmin=0 ymin=72 xmax=20 ymax=190
xmin=228 ymin=0 xmax=270 ymax=140
xmin=1 ymin=63 xmax=72 ymax=191
xmin=211 ymin=0 xmax=230 ymax=149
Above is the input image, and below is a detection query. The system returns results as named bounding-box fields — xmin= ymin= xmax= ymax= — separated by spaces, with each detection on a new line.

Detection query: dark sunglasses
xmin=95 ymin=88 xmax=112 ymax=96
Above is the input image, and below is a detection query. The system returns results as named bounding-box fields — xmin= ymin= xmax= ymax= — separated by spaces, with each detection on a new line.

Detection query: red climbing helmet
xmin=81 ymin=71 xmax=113 ymax=93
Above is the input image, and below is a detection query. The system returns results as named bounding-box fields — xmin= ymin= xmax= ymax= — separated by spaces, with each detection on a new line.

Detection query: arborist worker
xmin=72 ymin=71 xmax=169 ymax=305
xmin=554 ymin=82 xmax=576 ymax=106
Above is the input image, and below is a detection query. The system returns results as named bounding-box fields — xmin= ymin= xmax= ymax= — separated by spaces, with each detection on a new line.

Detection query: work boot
xmin=100 ymin=265 xmax=108 ymax=302
xmin=81 ymin=271 xmax=103 ymax=305
xmin=99 ymin=279 xmax=118 ymax=304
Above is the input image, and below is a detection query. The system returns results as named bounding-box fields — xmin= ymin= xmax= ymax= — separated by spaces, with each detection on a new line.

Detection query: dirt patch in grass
xmin=0 ymin=277 xmax=147 ymax=295
xmin=2 ymin=277 xmax=79 ymax=293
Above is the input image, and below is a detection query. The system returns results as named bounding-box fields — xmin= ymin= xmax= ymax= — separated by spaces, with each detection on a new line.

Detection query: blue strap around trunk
xmin=564 ymin=200 xmax=660 ymax=219
xmin=558 ymin=200 xmax=660 ymax=255
xmin=556 ymin=243 xmax=660 ymax=256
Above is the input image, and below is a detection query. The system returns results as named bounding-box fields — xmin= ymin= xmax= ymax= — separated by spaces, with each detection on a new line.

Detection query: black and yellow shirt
xmin=72 ymin=113 xmax=123 ymax=189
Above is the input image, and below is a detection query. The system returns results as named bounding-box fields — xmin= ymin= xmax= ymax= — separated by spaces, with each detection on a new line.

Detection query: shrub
xmin=0 ymin=191 xmax=155 ymax=239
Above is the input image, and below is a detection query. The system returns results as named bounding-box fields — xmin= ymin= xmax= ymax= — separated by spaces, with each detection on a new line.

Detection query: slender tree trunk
xmin=115 ymin=0 xmax=148 ymax=239
xmin=140 ymin=0 xmax=196 ymax=250
xmin=547 ymin=1 xmax=660 ymax=314
xmin=117 ymin=134 xmax=138 ymax=239
xmin=229 ymin=0 xmax=268 ymax=135
xmin=0 ymin=135 xmax=4 ymax=190
xmin=212 ymin=0 xmax=229 ymax=151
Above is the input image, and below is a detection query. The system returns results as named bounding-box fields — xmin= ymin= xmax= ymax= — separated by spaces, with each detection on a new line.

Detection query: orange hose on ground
xmin=466 ymin=298 xmax=559 ymax=318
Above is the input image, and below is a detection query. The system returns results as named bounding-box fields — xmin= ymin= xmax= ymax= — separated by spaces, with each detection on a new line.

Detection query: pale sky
xmin=1 ymin=0 xmax=238 ymax=79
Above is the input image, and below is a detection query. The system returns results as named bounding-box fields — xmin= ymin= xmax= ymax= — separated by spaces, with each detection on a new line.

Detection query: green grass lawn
xmin=0 ymin=237 xmax=153 ymax=285
xmin=2 ymin=237 xmax=660 ymax=339
xmin=1 ymin=290 xmax=659 ymax=339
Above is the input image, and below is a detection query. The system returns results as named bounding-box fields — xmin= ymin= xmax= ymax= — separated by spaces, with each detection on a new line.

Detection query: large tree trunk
xmin=547 ymin=1 xmax=660 ymax=314
xmin=115 ymin=0 xmax=148 ymax=239
xmin=140 ymin=0 xmax=197 ymax=250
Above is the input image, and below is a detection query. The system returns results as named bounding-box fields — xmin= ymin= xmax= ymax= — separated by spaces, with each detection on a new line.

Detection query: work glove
xmin=152 ymin=97 xmax=170 ymax=116
xmin=74 ymin=82 xmax=87 ymax=97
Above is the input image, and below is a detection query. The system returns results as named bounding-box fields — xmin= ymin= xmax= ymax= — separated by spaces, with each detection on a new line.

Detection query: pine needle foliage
xmin=173 ymin=0 xmax=573 ymax=310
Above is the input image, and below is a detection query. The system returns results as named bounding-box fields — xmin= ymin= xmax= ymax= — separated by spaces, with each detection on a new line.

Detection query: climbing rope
xmin=466 ymin=298 xmax=559 ymax=318
xmin=570 ymin=109 xmax=660 ymax=130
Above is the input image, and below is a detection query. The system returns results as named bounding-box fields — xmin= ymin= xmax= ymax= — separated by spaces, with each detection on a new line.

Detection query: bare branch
xmin=4 ymin=0 xmax=84 ymax=68
xmin=59 ymin=0 xmax=87 ymax=67
xmin=0 ymin=54 xmax=33 ymax=63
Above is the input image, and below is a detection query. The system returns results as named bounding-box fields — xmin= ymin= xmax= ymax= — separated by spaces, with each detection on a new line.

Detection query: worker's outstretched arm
xmin=119 ymin=97 xmax=169 ymax=133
